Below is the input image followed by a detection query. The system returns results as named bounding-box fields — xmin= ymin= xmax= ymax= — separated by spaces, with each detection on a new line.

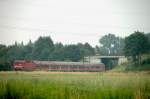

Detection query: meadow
xmin=0 ymin=71 xmax=150 ymax=99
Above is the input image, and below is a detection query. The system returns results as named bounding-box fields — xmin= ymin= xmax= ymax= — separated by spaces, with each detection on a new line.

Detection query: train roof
xmin=14 ymin=60 xmax=104 ymax=66
xmin=34 ymin=61 xmax=104 ymax=66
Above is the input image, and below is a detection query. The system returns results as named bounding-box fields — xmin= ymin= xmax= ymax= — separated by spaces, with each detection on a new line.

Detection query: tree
xmin=99 ymin=34 xmax=124 ymax=55
xmin=146 ymin=33 xmax=150 ymax=53
xmin=24 ymin=40 xmax=34 ymax=60
xmin=0 ymin=44 xmax=13 ymax=71
xmin=95 ymin=45 xmax=100 ymax=55
xmin=147 ymin=33 xmax=150 ymax=41
xmin=7 ymin=42 xmax=25 ymax=60
xmin=84 ymin=43 xmax=95 ymax=56
xmin=0 ymin=44 xmax=7 ymax=58
xmin=32 ymin=36 xmax=54 ymax=60
xmin=77 ymin=43 xmax=95 ymax=57
xmin=49 ymin=42 xmax=64 ymax=61
xmin=124 ymin=31 xmax=149 ymax=64
xmin=63 ymin=45 xmax=82 ymax=62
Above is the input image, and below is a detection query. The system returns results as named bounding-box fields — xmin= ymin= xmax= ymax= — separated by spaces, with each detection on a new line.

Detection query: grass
xmin=111 ymin=64 xmax=150 ymax=72
xmin=0 ymin=71 xmax=150 ymax=99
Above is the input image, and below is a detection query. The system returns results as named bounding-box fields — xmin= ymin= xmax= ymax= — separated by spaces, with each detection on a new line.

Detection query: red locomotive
xmin=14 ymin=60 xmax=36 ymax=71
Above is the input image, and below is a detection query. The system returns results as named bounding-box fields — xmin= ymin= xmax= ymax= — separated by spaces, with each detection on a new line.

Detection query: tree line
xmin=0 ymin=31 xmax=150 ymax=70
xmin=0 ymin=36 xmax=95 ymax=70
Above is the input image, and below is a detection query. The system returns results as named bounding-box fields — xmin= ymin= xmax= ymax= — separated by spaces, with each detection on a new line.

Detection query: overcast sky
xmin=0 ymin=0 xmax=150 ymax=46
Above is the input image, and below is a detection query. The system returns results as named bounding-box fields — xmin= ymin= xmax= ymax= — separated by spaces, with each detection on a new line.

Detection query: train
xmin=13 ymin=60 xmax=105 ymax=72
xmin=13 ymin=60 xmax=36 ymax=71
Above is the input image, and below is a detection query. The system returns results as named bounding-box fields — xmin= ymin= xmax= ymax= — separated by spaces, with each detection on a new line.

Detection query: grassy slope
xmin=111 ymin=64 xmax=150 ymax=72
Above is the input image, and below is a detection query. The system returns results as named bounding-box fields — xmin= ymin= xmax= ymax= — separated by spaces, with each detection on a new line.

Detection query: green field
xmin=0 ymin=71 xmax=150 ymax=99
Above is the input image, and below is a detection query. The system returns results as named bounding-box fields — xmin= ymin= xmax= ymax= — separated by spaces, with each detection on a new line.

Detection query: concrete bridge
xmin=84 ymin=56 xmax=128 ymax=70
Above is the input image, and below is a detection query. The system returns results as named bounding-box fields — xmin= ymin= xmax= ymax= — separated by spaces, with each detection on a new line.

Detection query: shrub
xmin=142 ymin=57 xmax=150 ymax=65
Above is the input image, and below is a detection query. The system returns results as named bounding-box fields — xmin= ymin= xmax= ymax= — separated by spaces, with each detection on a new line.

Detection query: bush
xmin=0 ymin=60 xmax=13 ymax=71
xmin=142 ymin=57 xmax=150 ymax=65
